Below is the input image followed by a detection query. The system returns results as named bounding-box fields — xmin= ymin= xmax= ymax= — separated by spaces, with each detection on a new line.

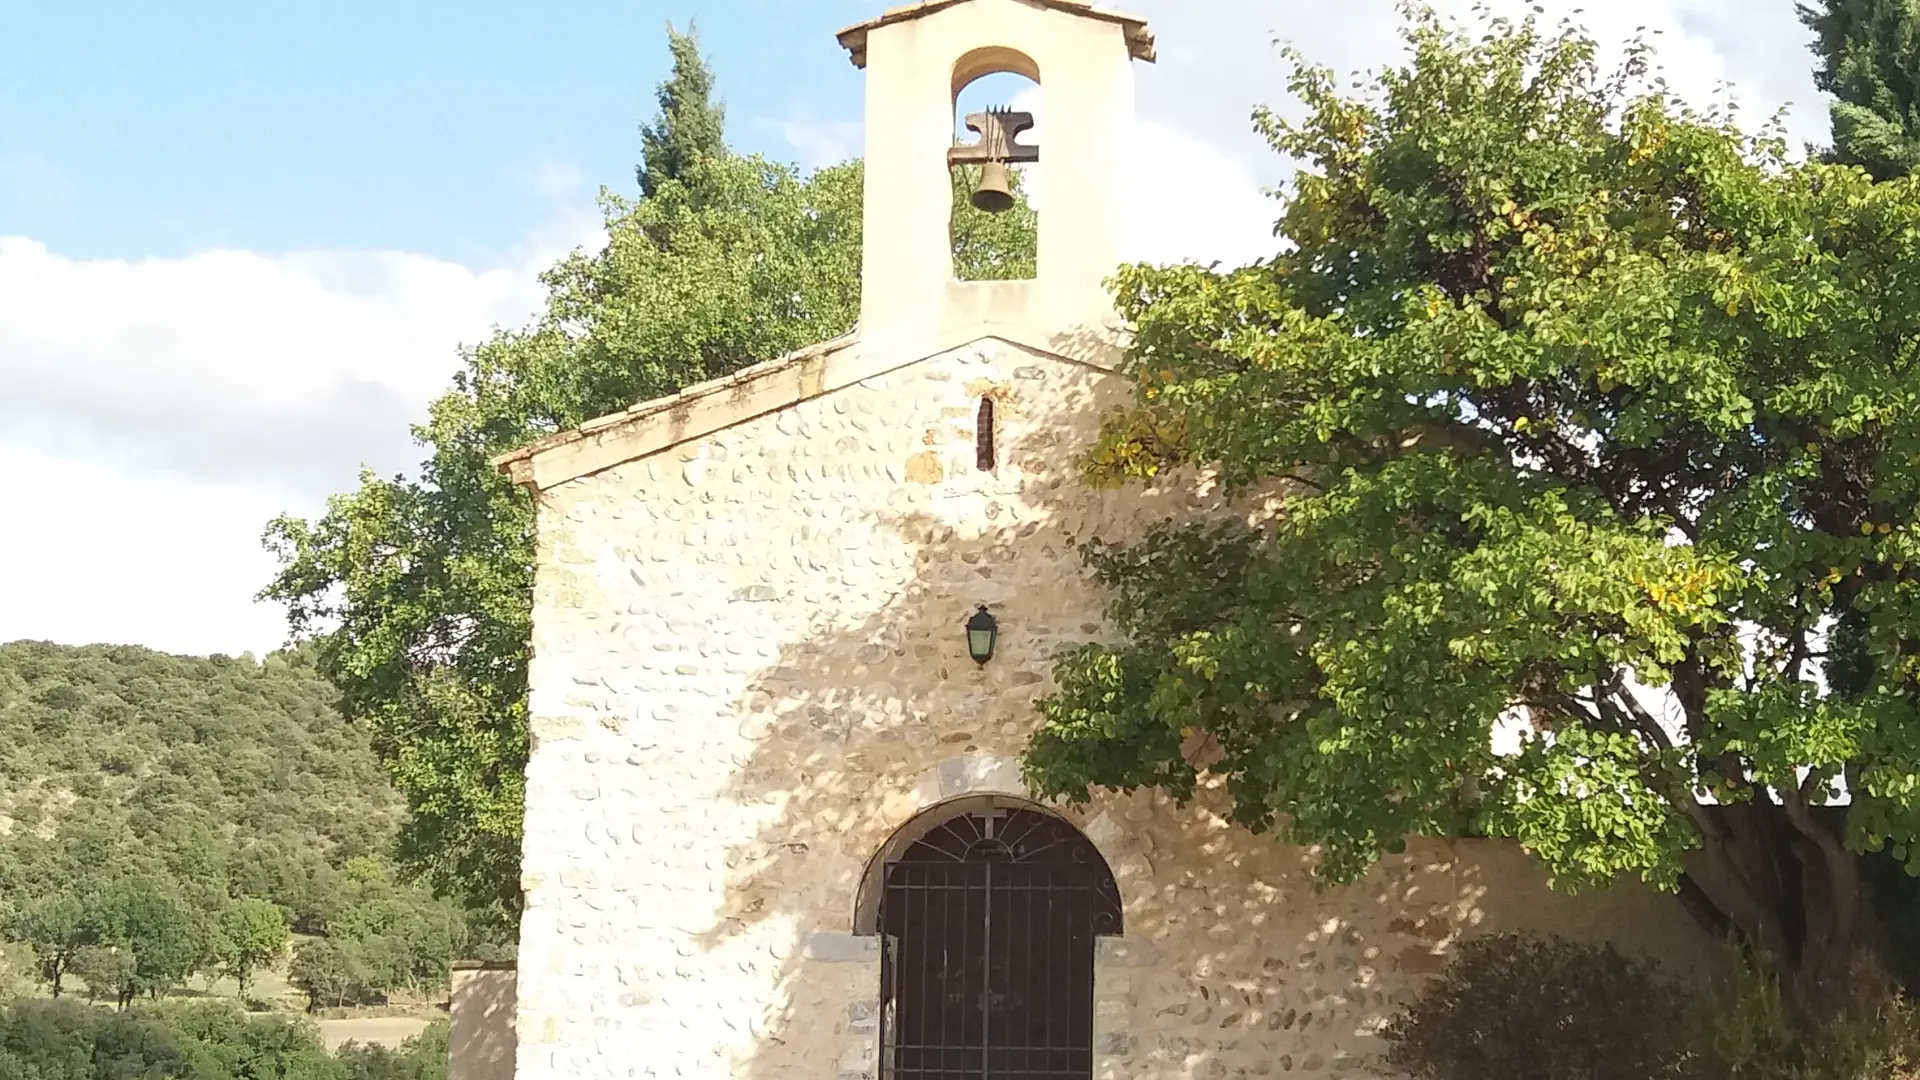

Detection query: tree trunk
xmin=1682 ymin=798 xmax=1876 ymax=1024
xmin=1782 ymin=802 xmax=1874 ymax=1021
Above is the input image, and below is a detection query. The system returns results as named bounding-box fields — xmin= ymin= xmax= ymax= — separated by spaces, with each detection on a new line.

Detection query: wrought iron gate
xmin=877 ymin=808 xmax=1121 ymax=1080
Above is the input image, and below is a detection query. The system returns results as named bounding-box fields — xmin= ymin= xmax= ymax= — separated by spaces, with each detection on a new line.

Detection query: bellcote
xmin=836 ymin=0 xmax=1153 ymax=349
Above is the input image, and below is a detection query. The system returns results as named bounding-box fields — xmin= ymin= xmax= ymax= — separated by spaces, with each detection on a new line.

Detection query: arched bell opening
xmin=857 ymin=796 xmax=1120 ymax=1079
xmin=950 ymin=48 xmax=1041 ymax=282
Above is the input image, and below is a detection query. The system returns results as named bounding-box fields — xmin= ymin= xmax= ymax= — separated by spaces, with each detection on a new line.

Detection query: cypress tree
xmin=637 ymin=22 xmax=729 ymax=197
xmin=1801 ymin=0 xmax=1920 ymax=179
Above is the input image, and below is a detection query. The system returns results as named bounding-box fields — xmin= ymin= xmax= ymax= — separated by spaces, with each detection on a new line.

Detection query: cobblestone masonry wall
xmin=513 ymin=338 xmax=1720 ymax=1080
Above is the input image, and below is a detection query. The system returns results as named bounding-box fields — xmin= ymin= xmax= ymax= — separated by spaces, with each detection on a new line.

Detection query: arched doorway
xmin=877 ymin=802 xmax=1120 ymax=1078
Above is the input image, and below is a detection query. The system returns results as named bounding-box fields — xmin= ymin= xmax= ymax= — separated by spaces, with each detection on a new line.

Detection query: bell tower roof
xmin=836 ymin=1 xmax=1155 ymax=67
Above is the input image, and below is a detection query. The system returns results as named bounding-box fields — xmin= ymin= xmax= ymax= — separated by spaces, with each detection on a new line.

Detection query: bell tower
xmin=836 ymin=0 xmax=1154 ymax=347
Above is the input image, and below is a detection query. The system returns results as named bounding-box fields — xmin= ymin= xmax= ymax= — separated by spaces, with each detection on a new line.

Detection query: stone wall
xmin=451 ymin=962 xmax=517 ymax=1080
xmin=512 ymin=337 xmax=1719 ymax=1080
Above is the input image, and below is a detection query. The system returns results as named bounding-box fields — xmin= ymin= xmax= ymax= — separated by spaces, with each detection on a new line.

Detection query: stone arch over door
xmin=857 ymin=778 xmax=1122 ymax=1079
xmin=851 ymin=754 xmax=1130 ymax=935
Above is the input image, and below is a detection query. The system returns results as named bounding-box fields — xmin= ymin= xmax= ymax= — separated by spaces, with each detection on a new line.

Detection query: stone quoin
xmin=482 ymin=2 xmax=1718 ymax=1077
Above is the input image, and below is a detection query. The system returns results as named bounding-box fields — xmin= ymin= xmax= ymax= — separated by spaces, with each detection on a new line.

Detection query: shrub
xmin=0 ymin=998 xmax=98 ymax=1079
xmin=289 ymin=938 xmax=372 ymax=1012
xmin=0 ymin=998 xmax=349 ymax=1080
xmin=1690 ymin=948 xmax=1920 ymax=1080
xmin=1381 ymin=932 xmax=1692 ymax=1080
xmin=335 ymin=1018 xmax=448 ymax=1080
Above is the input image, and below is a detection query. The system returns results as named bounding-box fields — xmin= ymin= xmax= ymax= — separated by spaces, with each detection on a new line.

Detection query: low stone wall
xmin=449 ymin=962 xmax=516 ymax=1080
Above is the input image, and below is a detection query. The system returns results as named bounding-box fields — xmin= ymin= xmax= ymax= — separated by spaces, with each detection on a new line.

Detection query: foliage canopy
xmin=0 ymin=997 xmax=447 ymax=1080
xmin=1026 ymin=6 xmax=1920 ymax=1009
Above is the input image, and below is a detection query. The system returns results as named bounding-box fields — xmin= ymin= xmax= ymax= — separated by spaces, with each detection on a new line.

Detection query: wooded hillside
xmin=0 ymin=640 xmax=508 ymax=1015
xmin=0 ymin=640 xmax=399 ymax=859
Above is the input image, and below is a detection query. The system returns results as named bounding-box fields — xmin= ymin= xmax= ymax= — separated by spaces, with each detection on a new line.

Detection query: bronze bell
xmin=950 ymin=108 xmax=1039 ymax=216
xmin=971 ymin=161 xmax=1016 ymax=214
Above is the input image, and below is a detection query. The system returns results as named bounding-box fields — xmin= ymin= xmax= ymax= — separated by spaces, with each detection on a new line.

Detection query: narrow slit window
xmin=976 ymin=398 xmax=996 ymax=472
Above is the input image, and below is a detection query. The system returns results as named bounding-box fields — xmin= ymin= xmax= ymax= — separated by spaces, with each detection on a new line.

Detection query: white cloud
xmin=1115 ymin=115 xmax=1278 ymax=268
xmin=516 ymin=163 xmax=612 ymax=269
xmin=0 ymin=442 xmax=296 ymax=657
xmin=1001 ymin=84 xmax=1278 ymax=267
xmin=0 ymin=238 xmax=535 ymax=490
xmin=528 ymin=160 xmax=589 ymax=201
xmin=758 ymin=105 xmax=866 ymax=172
xmin=1113 ymin=0 xmax=1828 ymax=262
xmin=1127 ymin=0 xmax=1825 ymax=163
xmin=0 ymin=159 xmax=605 ymax=498
xmin=1 ymin=166 xmax=605 ymax=657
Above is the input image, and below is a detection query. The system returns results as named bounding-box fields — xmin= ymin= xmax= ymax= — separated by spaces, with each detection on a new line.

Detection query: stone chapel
xmin=487 ymin=2 xmax=1717 ymax=1078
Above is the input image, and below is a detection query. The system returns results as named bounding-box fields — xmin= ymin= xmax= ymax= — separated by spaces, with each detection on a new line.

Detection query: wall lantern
xmin=965 ymin=606 xmax=999 ymax=665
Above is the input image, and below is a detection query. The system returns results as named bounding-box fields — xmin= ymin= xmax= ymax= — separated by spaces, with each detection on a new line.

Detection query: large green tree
xmin=95 ymin=874 xmax=212 ymax=1004
xmin=67 ymin=946 xmax=135 ymax=1007
xmin=2 ymin=818 xmax=134 ymax=998
xmin=1802 ymin=0 xmax=1920 ymax=180
xmin=1026 ymin=9 xmax=1920 ymax=1016
xmin=263 ymin=30 xmax=1038 ymax=916
xmin=287 ymin=938 xmax=361 ymax=1013
xmin=211 ymin=898 xmax=290 ymax=1001
xmin=10 ymin=894 xmax=90 ymax=998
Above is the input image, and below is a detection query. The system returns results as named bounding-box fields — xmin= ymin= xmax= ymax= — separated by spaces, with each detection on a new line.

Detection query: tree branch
xmin=1608 ymin=670 xmax=1677 ymax=753
xmin=1596 ymin=667 xmax=1736 ymax=858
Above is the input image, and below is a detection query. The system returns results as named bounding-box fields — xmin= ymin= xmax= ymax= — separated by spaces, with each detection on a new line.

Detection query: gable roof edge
xmin=836 ymin=1 xmax=1155 ymax=68
xmin=494 ymin=324 xmax=1124 ymax=493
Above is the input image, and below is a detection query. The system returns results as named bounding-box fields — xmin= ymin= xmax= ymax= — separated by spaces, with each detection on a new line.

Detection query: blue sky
xmin=0 ymin=0 xmax=1831 ymax=656
xmin=0 ymin=1 xmax=882 ymax=264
